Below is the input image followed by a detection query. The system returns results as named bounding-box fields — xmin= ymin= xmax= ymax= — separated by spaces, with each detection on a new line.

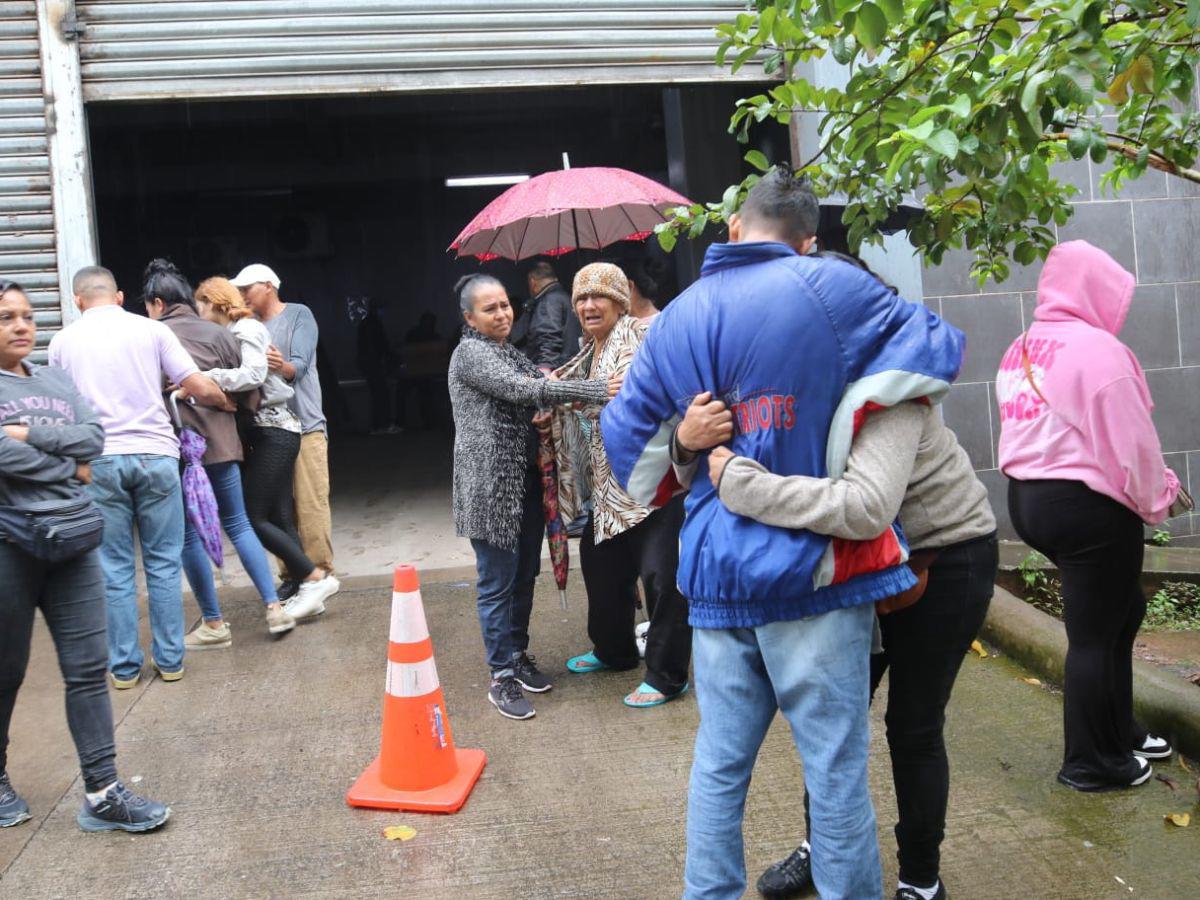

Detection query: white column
xmin=37 ymin=0 xmax=98 ymax=324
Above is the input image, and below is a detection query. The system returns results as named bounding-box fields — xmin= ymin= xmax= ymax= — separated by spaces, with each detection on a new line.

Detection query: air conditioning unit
xmin=272 ymin=213 xmax=333 ymax=259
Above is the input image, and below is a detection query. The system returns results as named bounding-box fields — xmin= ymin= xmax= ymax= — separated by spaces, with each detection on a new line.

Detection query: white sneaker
xmin=284 ymin=574 xmax=340 ymax=621
xmin=184 ymin=622 xmax=232 ymax=650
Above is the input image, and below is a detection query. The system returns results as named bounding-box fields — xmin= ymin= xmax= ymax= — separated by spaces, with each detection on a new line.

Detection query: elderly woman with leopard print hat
xmin=553 ymin=262 xmax=691 ymax=708
xmin=448 ymin=273 xmax=611 ymax=722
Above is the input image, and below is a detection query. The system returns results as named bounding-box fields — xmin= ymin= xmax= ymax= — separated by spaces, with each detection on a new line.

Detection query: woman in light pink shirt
xmin=996 ymin=241 xmax=1190 ymax=793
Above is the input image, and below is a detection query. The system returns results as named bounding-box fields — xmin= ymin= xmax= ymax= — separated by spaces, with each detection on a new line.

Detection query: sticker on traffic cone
xmin=346 ymin=565 xmax=486 ymax=813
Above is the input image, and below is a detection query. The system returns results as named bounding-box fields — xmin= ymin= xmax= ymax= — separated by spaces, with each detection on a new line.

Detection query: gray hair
xmin=455 ymin=274 xmax=504 ymax=313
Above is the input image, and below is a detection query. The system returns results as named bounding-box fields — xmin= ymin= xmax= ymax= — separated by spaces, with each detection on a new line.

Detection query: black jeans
xmin=1008 ymin=478 xmax=1148 ymax=784
xmin=579 ymin=493 xmax=691 ymax=695
xmin=0 ymin=542 xmax=119 ymax=792
xmin=802 ymin=533 xmax=997 ymax=887
xmin=243 ymin=426 xmax=315 ymax=580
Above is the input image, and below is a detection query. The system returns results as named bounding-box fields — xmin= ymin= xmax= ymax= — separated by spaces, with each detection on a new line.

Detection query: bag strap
xmin=1020 ymin=332 xmax=1049 ymax=407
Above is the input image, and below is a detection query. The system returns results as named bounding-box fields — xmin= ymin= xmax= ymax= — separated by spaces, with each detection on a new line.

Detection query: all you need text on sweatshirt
xmin=0 ymin=363 xmax=104 ymax=509
xmin=996 ymin=240 xmax=1179 ymax=524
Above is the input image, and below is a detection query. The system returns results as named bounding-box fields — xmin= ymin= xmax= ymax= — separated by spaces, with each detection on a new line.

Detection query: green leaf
xmin=948 ymin=94 xmax=971 ymax=119
xmin=877 ymin=0 xmax=904 ymax=24
xmin=1128 ymin=55 xmax=1154 ymax=96
xmin=1188 ymin=0 xmax=1200 ymax=27
xmin=904 ymin=120 xmax=937 ymax=142
xmin=1020 ymin=71 xmax=1053 ymax=115
xmin=744 ymin=150 xmax=770 ymax=172
xmin=925 ymin=129 xmax=960 ymax=160
xmin=656 ymin=228 xmax=677 ymax=253
xmin=854 ymin=3 xmax=888 ymax=51
xmin=731 ymin=45 xmax=758 ymax=74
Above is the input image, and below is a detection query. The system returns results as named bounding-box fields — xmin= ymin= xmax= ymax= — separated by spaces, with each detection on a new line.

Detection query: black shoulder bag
xmin=0 ymin=495 xmax=104 ymax=564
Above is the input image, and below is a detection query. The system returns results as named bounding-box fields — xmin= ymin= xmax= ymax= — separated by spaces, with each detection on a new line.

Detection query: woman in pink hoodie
xmin=996 ymin=240 xmax=1189 ymax=792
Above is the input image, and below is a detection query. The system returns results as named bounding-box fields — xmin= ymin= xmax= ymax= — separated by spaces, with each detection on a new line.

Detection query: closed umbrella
xmin=537 ymin=432 xmax=570 ymax=610
xmin=168 ymin=392 xmax=223 ymax=568
xmin=449 ymin=167 xmax=692 ymax=261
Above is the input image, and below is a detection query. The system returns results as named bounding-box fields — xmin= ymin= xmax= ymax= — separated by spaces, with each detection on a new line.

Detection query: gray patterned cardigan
xmin=449 ymin=327 xmax=609 ymax=550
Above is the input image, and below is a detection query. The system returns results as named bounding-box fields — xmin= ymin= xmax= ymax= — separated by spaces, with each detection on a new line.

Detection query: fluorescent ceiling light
xmin=445 ymin=174 xmax=530 ymax=188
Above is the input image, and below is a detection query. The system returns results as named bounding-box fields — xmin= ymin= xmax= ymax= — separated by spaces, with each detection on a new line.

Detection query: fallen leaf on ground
xmin=1179 ymin=755 xmax=1194 ymax=774
xmin=970 ymin=640 xmax=988 ymax=658
xmin=1114 ymin=876 xmax=1126 ymax=885
xmin=1022 ymin=677 xmax=1042 ymax=686
xmin=1163 ymin=813 xmax=1190 ymax=827
xmin=1155 ymin=774 xmax=1178 ymax=793
xmin=383 ymin=825 xmax=418 ymax=842
xmin=1188 ymin=672 xmax=1200 ymax=685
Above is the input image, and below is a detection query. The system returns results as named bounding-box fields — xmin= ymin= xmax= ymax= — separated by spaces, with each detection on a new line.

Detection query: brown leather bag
xmin=875 ymin=549 xmax=940 ymax=615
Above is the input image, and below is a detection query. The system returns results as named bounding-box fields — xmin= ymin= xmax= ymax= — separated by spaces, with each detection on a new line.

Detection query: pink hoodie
xmin=996 ymin=240 xmax=1179 ymax=524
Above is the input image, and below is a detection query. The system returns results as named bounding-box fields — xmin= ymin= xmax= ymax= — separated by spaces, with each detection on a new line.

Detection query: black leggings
xmin=243 ymin=426 xmax=315 ymax=580
xmin=1008 ymin=478 xmax=1148 ymax=784
xmin=802 ymin=533 xmax=997 ymax=887
xmin=579 ymin=493 xmax=691 ymax=695
xmin=0 ymin=543 xmax=118 ymax=792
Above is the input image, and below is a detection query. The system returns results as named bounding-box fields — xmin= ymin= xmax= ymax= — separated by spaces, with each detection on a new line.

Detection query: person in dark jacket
xmin=448 ymin=274 xmax=610 ymax=721
xmin=0 ymin=279 xmax=170 ymax=834
xmin=524 ymin=261 xmax=583 ymax=369
xmin=143 ymin=259 xmax=299 ymax=645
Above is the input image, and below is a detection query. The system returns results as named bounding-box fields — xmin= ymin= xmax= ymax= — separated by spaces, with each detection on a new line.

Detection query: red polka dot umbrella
xmin=449 ymin=167 xmax=693 ymax=261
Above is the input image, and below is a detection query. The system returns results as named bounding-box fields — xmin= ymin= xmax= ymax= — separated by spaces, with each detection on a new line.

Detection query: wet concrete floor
xmin=3 ymin=576 xmax=1198 ymax=899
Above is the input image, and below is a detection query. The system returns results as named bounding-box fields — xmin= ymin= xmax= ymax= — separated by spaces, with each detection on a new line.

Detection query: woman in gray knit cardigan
xmin=448 ymin=274 xmax=609 ymax=721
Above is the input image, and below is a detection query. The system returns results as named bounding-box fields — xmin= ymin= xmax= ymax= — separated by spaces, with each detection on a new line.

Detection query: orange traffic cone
xmin=346 ymin=565 xmax=486 ymax=813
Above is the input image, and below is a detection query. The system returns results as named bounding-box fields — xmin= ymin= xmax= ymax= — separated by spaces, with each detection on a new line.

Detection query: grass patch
xmin=1012 ymin=553 xmax=1200 ymax=632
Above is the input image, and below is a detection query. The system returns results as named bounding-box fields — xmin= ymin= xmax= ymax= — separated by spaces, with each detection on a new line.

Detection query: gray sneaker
xmin=488 ymin=675 xmax=535 ymax=720
xmin=0 ymin=773 xmax=31 ymax=828
xmin=513 ymin=653 xmax=552 ymax=693
xmin=77 ymin=781 xmax=170 ymax=833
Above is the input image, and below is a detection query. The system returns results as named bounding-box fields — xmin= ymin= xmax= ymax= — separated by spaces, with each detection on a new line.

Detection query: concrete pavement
xmin=3 ymin=576 xmax=1198 ymax=899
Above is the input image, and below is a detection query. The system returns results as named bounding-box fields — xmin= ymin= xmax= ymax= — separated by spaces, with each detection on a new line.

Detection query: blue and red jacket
xmin=600 ymin=241 xmax=965 ymax=628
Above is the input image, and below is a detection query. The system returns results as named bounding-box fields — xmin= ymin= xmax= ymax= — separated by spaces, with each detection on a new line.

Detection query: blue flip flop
xmin=567 ymin=651 xmax=610 ymax=673
xmin=623 ymin=681 xmax=690 ymax=708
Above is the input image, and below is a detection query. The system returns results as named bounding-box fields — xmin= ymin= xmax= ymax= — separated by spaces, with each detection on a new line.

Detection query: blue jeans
xmin=685 ymin=603 xmax=882 ymax=900
xmin=181 ymin=461 xmax=278 ymax=621
xmin=469 ymin=468 xmax=543 ymax=677
xmin=88 ymin=454 xmax=186 ymax=679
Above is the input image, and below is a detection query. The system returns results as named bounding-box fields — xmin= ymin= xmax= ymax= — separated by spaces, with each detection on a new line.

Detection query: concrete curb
xmin=982 ymin=586 xmax=1200 ymax=759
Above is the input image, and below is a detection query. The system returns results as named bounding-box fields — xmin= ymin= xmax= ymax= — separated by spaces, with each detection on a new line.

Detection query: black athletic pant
xmin=802 ymin=533 xmax=997 ymax=888
xmin=0 ymin=543 xmax=118 ymax=792
xmin=579 ymin=493 xmax=691 ymax=695
xmin=243 ymin=426 xmax=315 ymax=580
xmin=1008 ymin=478 xmax=1148 ymax=784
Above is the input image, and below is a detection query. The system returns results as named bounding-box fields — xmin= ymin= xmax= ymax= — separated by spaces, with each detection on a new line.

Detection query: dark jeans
xmin=243 ymin=426 xmax=315 ymax=581
xmin=1008 ymin=478 xmax=1148 ymax=784
xmin=469 ymin=467 xmax=543 ymax=677
xmin=579 ymin=493 xmax=691 ymax=695
xmin=801 ymin=533 xmax=997 ymax=888
xmin=0 ymin=543 xmax=118 ymax=792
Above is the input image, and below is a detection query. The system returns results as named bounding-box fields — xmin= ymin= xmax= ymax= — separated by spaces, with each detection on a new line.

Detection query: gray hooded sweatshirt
xmin=0 ymin=363 xmax=105 ymax=508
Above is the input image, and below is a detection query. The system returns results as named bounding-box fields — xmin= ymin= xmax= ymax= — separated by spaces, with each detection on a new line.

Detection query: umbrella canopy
xmin=179 ymin=428 xmax=224 ymax=569
xmin=450 ymin=167 xmax=692 ymax=261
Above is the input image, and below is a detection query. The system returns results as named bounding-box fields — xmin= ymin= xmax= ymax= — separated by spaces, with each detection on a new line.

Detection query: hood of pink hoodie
xmin=1032 ymin=240 xmax=1135 ymax=335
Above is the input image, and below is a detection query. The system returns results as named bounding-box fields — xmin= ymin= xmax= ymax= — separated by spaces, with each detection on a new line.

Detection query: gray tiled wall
xmin=927 ymin=160 xmax=1200 ymax=545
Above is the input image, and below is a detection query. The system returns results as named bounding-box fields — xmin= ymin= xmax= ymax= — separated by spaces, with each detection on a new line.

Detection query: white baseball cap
xmin=230 ymin=263 xmax=280 ymax=289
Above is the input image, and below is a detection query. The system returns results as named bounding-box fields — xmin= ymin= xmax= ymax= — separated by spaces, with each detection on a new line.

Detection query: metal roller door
xmin=0 ymin=2 xmax=59 ymax=359
xmin=75 ymin=0 xmax=752 ymax=101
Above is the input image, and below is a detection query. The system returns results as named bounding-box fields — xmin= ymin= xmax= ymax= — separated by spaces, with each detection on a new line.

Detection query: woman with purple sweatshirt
xmin=997 ymin=240 xmax=1190 ymax=792
xmin=0 ymin=280 xmax=169 ymax=834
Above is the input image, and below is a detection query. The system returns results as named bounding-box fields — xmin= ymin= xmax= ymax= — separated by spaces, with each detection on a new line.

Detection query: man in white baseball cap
xmin=230 ymin=263 xmax=280 ymax=291
xmin=233 ymin=262 xmax=337 ymax=616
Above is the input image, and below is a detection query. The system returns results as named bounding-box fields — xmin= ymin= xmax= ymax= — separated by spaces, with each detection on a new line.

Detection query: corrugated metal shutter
xmin=0 ymin=2 xmax=59 ymax=360
xmin=75 ymin=1 xmax=755 ymax=101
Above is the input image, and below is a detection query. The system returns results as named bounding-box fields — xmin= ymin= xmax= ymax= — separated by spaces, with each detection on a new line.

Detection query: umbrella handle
xmin=559 ymin=588 xmax=568 ymax=611
xmin=167 ymin=390 xmax=183 ymax=431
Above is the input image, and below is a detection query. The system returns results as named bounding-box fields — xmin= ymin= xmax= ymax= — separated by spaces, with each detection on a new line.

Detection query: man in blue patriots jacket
xmin=600 ymin=170 xmax=964 ymax=900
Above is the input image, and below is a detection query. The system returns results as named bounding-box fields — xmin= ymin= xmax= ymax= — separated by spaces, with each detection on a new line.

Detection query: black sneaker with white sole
xmin=896 ymin=884 xmax=947 ymax=900
xmin=756 ymin=842 xmax=812 ymax=898
xmin=0 ymin=773 xmax=31 ymax=828
xmin=488 ymin=675 xmax=535 ymax=720
xmin=1056 ymin=755 xmax=1152 ymax=792
xmin=1134 ymin=733 xmax=1173 ymax=759
xmin=77 ymin=782 xmax=170 ymax=833
xmin=513 ymin=653 xmax=553 ymax=693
